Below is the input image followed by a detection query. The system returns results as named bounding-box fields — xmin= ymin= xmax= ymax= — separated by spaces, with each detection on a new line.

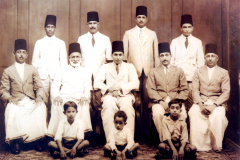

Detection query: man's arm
xmin=59 ymin=41 xmax=68 ymax=67
xmin=175 ymin=68 xmax=189 ymax=100
xmin=153 ymin=32 xmax=159 ymax=68
xmin=94 ymin=64 xmax=110 ymax=95
xmin=82 ymin=71 xmax=92 ymax=102
xmin=196 ymin=40 xmax=205 ymax=68
xmin=170 ymin=40 xmax=176 ymax=66
xmin=32 ymin=41 xmax=40 ymax=67
xmin=32 ymin=67 xmax=44 ymax=101
xmin=120 ymin=64 xmax=139 ymax=95
xmin=192 ymin=69 xmax=203 ymax=104
xmin=51 ymin=68 xmax=62 ymax=100
xmin=105 ymin=37 xmax=112 ymax=61
xmin=123 ymin=31 xmax=129 ymax=61
xmin=0 ymin=70 xmax=12 ymax=103
xmin=146 ymin=69 xmax=163 ymax=101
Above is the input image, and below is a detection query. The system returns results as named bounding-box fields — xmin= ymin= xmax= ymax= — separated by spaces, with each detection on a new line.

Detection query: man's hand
xmin=8 ymin=97 xmax=19 ymax=105
xmin=172 ymin=149 xmax=178 ymax=160
xmin=160 ymin=101 xmax=169 ymax=111
xmin=109 ymin=84 xmax=121 ymax=92
xmin=205 ymin=104 xmax=217 ymax=114
xmin=198 ymin=102 xmax=204 ymax=111
xmin=178 ymin=148 xmax=184 ymax=160
xmin=70 ymin=147 xmax=76 ymax=158
xmin=35 ymin=97 xmax=43 ymax=106
xmin=60 ymin=150 xmax=67 ymax=159
xmin=112 ymin=91 xmax=119 ymax=97
xmin=53 ymin=96 xmax=63 ymax=106
xmin=79 ymin=97 xmax=88 ymax=106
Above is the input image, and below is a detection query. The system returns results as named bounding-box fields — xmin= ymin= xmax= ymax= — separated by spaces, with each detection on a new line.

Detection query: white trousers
xmin=152 ymin=102 xmax=187 ymax=142
xmin=5 ymin=97 xmax=47 ymax=143
xmin=189 ymin=104 xmax=228 ymax=151
xmin=47 ymin=98 xmax=92 ymax=137
xmin=101 ymin=94 xmax=135 ymax=142
xmin=41 ymin=76 xmax=53 ymax=105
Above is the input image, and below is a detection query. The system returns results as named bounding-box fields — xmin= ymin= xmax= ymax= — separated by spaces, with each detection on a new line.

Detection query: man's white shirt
xmin=15 ymin=62 xmax=25 ymax=81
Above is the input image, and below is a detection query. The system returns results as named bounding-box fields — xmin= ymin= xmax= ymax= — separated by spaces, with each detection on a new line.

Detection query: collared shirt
xmin=162 ymin=115 xmax=188 ymax=143
xmin=136 ymin=25 xmax=146 ymax=35
xmin=162 ymin=65 xmax=170 ymax=75
xmin=15 ymin=62 xmax=25 ymax=81
xmin=55 ymin=118 xmax=85 ymax=141
xmin=206 ymin=66 xmax=216 ymax=81
xmin=108 ymin=126 xmax=135 ymax=150
xmin=51 ymin=65 xmax=92 ymax=101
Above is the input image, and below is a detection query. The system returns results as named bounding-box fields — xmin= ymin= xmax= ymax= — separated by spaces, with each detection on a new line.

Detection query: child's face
xmin=169 ymin=104 xmax=181 ymax=118
xmin=64 ymin=106 xmax=77 ymax=123
xmin=114 ymin=116 xmax=126 ymax=131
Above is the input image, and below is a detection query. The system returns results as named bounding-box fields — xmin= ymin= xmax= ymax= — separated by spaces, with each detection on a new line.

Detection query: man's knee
xmin=188 ymin=104 xmax=200 ymax=116
xmin=152 ymin=104 xmax=165 ymax=118
xmin=48 ymin=141 xmax=56 ymax=147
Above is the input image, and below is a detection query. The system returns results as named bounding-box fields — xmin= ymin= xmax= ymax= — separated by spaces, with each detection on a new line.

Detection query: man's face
xmin=114 ymin=116 xmax=126 ymax=131
xmin=14 ymin=49 xmax=28 ymax=64
xmin=159 ymin=52 xmax=171 ymax=67
xmin=69 ymin=52 xmax=81 ymax=67
xmin=135 ymin=15 xmax=148 ymax=28
xmin=205 ymin=53 xmax=218 ymax=68
xmin=45 ymin=24 xmax=56 ymax=37
xmin=181 ymin=23 xmax=194 ymax=37
xmin=87 ymin=21 xmax=99 ymax=34
xmin=64 ymin=106 xmax=77 ymax=124
xmin=169 ymin=104 xmax=181 ymax=118
xmin=112 ymin=52 xmax=124 ymax=64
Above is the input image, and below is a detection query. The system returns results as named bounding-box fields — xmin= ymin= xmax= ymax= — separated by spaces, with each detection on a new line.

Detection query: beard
xmin=70 ymin=60 xmax=81 ymax=67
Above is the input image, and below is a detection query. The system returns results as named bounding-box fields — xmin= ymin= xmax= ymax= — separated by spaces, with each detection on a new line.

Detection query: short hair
xmin=114 ymin=111 xmax=127 ymax=122
xmin=168 ymin=99 xmax=182 ymax=108
xmin=63 ymin=101 xmax=78 ymax=112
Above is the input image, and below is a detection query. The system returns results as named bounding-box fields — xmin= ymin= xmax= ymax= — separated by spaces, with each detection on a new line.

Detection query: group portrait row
xmin=0 ymin=5 xmax=230 ymax=160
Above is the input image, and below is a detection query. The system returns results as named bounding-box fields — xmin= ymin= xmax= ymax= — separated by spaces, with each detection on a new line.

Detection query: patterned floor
xmin=0 ymin=139 xmax=239 ymax=160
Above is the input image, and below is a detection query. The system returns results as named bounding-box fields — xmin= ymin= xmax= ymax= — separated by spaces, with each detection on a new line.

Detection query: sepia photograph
xmin=0 ymin=0 xmax=239 ymax=159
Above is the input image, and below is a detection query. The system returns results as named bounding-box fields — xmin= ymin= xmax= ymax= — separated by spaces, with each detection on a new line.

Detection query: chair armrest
xmin=132 ymin=89 xmax=141 ymax=110
xmin=90 ymin=89 xmax=102 ymax=110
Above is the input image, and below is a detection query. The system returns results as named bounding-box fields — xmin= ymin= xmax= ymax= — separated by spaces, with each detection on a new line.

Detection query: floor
xmin=0 ymin=138 xmax=239 ymax=160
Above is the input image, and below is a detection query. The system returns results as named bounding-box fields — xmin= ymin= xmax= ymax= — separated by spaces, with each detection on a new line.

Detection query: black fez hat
xmin=45 ymin=15 xmax=57 ymax=27
xmin=158 ymin=42 xmax=171 ymax=55
xmin=87 ymin=11 xmax=99 ymax=22
xmin=112 ymin=41 xmax=124 ymax=54
xmin=205 ymin=44 xmax=217 ymax=55
xmin=136 ymin=6 xmax=147 ymax=17
xmin=69 ymin=43 xmax=81 ymax=55
xmin=181 ymin=14 xmax=193 ymax=27
xmin=15 ymin=39 xmax=27 ymax=52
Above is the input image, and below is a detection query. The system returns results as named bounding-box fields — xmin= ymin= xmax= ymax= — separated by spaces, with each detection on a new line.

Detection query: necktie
xmin=185 ymin=37 xmax=188 ymax=48
xmin=116 ymin=64 xmax=119 ymax=74
xmin=92 ymin=34 xmax=95 ymax=47
xmin=139 ymin=28 xmax=143 ymax=42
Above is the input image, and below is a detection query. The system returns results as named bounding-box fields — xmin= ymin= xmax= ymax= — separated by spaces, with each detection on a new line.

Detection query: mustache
xmin=163 ymin=60 xmax=168 ymax=62
xmin=90 ymin=27 xmax=96 ymax=29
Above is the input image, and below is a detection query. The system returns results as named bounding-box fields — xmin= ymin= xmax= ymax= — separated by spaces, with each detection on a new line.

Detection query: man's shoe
xmin=52 ymin=151 xmax=60 ymax=159
xmin=12 ymin=142 xmax=21 ymax=155
xmin=77 ymin=149 xmax=84 ymax=157
xmin=110 ymin=151 xmax=117 ymax=160
xmin=125 ymin=149 xmax=133 ymax=159
xmin=104 ymin=149 xmax=111 ymax=157
xmin=132 ymin=150 xmax=138 ymax=157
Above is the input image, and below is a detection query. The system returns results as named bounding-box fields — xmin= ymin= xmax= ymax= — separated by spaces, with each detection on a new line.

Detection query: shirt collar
xmin=63 ymin=118 xmax=78 ymax=126
xmin=165 ymin=115 xmax=184 ymax=123
xmin=136 ymin=25 xmax=146 ymax=34
xmin=180 ymin=34 xmax=192 ymax=39
xmin=162 ymin=64 xmax=170 ymax=69
xmin=15 ymin=62 xmax=25 ymax=68
xmin=45 ymin=35 xmax=55 ymax=40
xmin=206 ymin=65 xmax=216 ymax=70
xmin=87 ymin=31 xmax=99 ymax=37
xmin=114 ymin=61 xmax=122 ymax=68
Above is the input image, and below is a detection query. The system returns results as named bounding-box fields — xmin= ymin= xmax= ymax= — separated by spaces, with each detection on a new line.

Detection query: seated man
xmin=47 ymin=43 xmax=92 ymax=139
xmin=104 ymin=111 xmax=140 ymax=159
xmin=0 ymin=39 xmax=47 ymax=154
xmin=146 ymin=42 xmax=188 ymax=143
xmin=157 ymin=99 xmax=196 ymax=160
xmin=94 ymin=41 xmax=139 ymax=143
xmin=189 ymin=44 xmax=230 ymax=152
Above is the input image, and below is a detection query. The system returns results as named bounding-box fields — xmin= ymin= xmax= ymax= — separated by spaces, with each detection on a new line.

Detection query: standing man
xmin=77 ymin=11 xmax=112 ymax=80
xmin=32 ymin=15 xmax=68 ymax=106
xmin=94 ymin=41 xmax=139 ymax=142
xmin=170 ymin=14 xmax=204 ymax=108
xmin=0 ymin=39 xmax=47 ymax=154
xmin=147 ymin=42 xmax=188 ymax=143
xmin=123 ymin=6 xmax=159 ymax=135
xmin=189 ymin=44 xmax=230 ymax=152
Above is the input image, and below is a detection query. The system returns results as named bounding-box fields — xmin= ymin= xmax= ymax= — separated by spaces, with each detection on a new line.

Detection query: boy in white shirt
xmin=48 ymin=101 xmax=89 ymax=159
xmin=104 ymin=111 xmax=140 ymax=160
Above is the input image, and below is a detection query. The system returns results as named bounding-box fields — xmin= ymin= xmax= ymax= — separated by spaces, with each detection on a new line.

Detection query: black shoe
xmin=125 ymin=149 xmax=133 ymax=159
xmin=35 ymin=140 xmax=44 ymax=152
xmin=132 ymin=150 xmax=138 ymax=157
xmin=52 ymin=151 xmax=60 ymax=159
xmin=104 ymin=149 xmax=111 ymax=157
xmin=77 ymin=149 xmax=84 ymax=157
xmin=155 ymin=151 xmax=162 ymax=160
xmin=12 ymin=142 xmax=21 ymax=154
xmin=110 ymin=151 xmax=117 ymax=160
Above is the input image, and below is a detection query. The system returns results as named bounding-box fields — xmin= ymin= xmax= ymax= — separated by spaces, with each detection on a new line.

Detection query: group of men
xmin=0 ymin=5 xmax=230 ymax=156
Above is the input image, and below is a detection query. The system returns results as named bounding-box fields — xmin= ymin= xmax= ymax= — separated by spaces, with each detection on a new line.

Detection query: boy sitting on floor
xmin=48 ymin=101 xmax=89 ymax=159
xmin=104 ymin=111 xmax=140 ymax=160
xmin=156 ymin=99 xmax=197 ymax=160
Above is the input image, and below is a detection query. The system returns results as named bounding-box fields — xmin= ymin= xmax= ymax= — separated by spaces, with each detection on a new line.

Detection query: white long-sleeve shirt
xmin=51 ymin=65 xmax=92 ymax=101
xmin=32 ymin=35 xmax=68 ymax=80
xmin=77 ymin=32 xmax=112 ymax=78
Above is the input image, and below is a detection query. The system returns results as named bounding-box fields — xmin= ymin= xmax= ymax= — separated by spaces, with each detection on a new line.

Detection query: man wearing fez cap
xmin=0 ymin=39 xmax=47 ymax=154
xmin=32 ymin=15 xmax=68 ymax=108
xmin=94 ymin=41 xmax=139 ymax=142
xmin=78 ymin=11 xmax=112 ymax=81
xmin=189 ymin=44 xmax=230 ymax=152
xmin=123 ymin=5 xmax=159 ymax=135
xmin=47 ymin=43 xmax=92 ymax=139
xmin=147 ymin=42 xmax=189 ymax=143
xmin=170 ymin=14 xmax=204 ymax=113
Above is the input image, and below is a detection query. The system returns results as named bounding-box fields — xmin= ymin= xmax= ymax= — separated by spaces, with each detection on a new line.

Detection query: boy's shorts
xmin=116 ymin=144 xmax=127 ymax=151
xmin=62 ymin=139 xmax=78 ymax=149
